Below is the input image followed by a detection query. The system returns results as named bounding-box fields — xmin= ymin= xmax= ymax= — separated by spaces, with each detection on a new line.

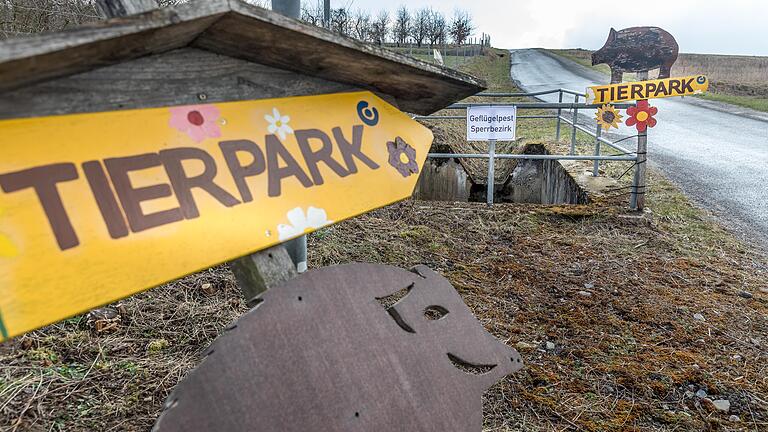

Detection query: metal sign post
xmin=487 ymin=139 xmax=496 ymax=205
xmin=271 ymin=0 xmax=308 ymax=273
xmin=570 ymin=93 xmax=579 ymax=155
xmin=271 ymin=0 xmax=300 ymax=19
xmin=593 ymin=123 xmax=602 ymax=176
xmin=631 ymin=130 xmax=648 ymax=210
xmin=630 ymin=70 xmax=650 ymax=211
xmin=323 ymin=0 xmax=330 ymax=28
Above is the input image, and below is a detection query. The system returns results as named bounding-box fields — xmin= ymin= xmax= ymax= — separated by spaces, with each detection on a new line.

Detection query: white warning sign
xmin=466 ymin=106 xmax=517 ymax=141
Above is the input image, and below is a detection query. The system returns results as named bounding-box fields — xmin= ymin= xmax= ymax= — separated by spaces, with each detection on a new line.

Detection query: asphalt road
xmin=510 ymin=48 xmax=768 ymax=248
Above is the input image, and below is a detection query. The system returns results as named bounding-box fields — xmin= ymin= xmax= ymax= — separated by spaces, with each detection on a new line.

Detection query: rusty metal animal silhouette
xmin=153 ymin=264 xmax=523 ymax=431
xmin=592 ymin=27 xmax=679 ymax=84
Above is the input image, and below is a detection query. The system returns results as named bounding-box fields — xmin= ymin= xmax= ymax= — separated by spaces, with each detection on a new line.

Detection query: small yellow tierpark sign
xmin=0 ymin=91 xmax=433 ymax=340
xmin=586 ymin=75 xmax=709 ymax=104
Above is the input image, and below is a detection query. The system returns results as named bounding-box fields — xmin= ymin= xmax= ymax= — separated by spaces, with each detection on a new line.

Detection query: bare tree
xmin=392 ymin=5 xmax=410 ymax=47
xmin=369 ymin=9 xmax=388 ymax=45
xmin=300 ymin=0 xmax=323 ymax=26
xmin=449 ymin=9 xmax=473 ymax=45
xmin=330 ymin=7 xmax=350 ymax=36
xmin=409 ymin=7 xmax=429 ymax=47
xmin=426 ymin=8 xmax=447 ymax=47
xmin=351 ymin=9 xmax=372 ymax=42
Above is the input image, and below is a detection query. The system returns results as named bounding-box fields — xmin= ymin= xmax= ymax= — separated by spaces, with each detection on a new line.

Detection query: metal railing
xmin=414 ymin=88 xmax=643 ymax=208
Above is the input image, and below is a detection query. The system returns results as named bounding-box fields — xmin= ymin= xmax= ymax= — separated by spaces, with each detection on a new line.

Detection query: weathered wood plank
xmin=0 ymin=48 xmax=355 ymax=119
xmin=198 ymin=2 xmax=484 ymax=114
xmin=0 ymin=0 xmax=484 ymax=115
xmin=0 ymin=1 xmax=230 ymax=94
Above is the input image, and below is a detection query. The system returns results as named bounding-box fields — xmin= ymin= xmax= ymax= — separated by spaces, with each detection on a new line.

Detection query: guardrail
xmin=414 ymin=88 xmax=644 ymax=209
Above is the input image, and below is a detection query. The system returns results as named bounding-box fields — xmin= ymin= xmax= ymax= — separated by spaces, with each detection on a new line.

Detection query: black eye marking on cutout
xmin=385 ymin=308 xmax=415 ymax=333
xmin=423 ymin=305 xmax=449 ymax=320
xmin=376 ymin=283 xmax=415 ymax=333
xmin=447 ymin=353 xmax=497 ymax=376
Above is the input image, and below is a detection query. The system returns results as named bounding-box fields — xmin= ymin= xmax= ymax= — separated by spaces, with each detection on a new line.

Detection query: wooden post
xmin=229 ymin=245 xmax=297 ymax=307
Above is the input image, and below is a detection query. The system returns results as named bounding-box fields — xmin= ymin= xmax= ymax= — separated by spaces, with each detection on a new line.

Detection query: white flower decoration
xmin=278 ymin=207 xmax=334 ymax=241
xmin=265 ymin=108 xmax=294 ymax=140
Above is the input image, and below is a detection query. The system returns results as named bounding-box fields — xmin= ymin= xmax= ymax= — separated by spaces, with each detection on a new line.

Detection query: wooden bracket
xmin=229 ymin=245 xmax=298 ymax=307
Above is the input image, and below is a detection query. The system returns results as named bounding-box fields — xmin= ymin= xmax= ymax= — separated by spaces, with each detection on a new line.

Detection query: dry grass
xmin=311 ymin=197 xmax=768 ymax=432
xmin=672 ymin=54 xmax=768 ymax=91
xmin=550 ymin=49 xmax=768 ymax=88
xmin=1 ymin=49 xmax=767 ymax=432
xmin=0 ymin=268 xmax=247 ymax=431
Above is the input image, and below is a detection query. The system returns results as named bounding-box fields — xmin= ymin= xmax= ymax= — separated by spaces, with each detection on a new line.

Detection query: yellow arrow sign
xmin=0 ymin=91 xmax=433 ymax=340
xmin=586 ymin=75 xmax=709 ymax=104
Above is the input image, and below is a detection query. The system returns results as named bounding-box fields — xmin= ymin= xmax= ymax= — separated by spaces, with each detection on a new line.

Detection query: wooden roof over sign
xmin=0 ymin=0 xmax=485 ymax=115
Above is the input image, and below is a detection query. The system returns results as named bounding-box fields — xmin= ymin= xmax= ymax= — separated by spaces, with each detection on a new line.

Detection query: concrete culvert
xmin=496 ymin=144 xmax=589 ymax=205
xmin=415 ymin=142 xmax=589 ymax=205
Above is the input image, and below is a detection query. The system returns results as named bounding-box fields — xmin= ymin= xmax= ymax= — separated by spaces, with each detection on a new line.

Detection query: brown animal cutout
xmin=153 ymin=264 xmax=523 ymax=431
xmin=592 ymin=27 xmax=679 ymax=84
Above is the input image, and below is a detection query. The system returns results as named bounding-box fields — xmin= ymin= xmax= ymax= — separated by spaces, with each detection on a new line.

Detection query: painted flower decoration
xmin=625 ymin=100 xmax=658 ymax=132
xmin=278 ymin=207 xmax=334 ymax=241
xmin=387 ymin=137 xmax=419 ymax=178
xmin=265 ymin=108 xmax=294 ymax=140
xmin=169 ymin=104 xmax=222 ymax=143
xmin=595 ymin=104 xmax=623 ymax=130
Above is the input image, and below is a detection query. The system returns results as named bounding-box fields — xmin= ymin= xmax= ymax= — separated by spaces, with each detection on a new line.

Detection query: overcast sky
xmin=334 ymin=0 xmax=768 ymax=56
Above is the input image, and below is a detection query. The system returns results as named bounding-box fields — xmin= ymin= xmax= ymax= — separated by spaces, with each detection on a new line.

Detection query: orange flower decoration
xmin=625 ymin=100 xmax=658 ymax=132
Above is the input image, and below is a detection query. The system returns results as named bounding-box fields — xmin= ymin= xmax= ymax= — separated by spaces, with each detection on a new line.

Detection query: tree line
xmin=1 ymin=1 xmax=485 ymax=49
xmin=301 ymin=3 xmax=482 ymax=47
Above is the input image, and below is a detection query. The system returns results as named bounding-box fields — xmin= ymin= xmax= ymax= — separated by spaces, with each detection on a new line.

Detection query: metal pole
xmin=272 ymin=0 xmax=300 ymax=18
xmin=284 ymin=234 xmax=308 ymax=273
xmin=487 ymin=139 xmax=496 ymax=205
xmin=630 ymin=130 xmax=647 ymax=210
xmin=95 ymin=0 xmax=157 ymax=17
xmin=323 ymin=0 xmax=330 ymax=28
xmin=271 ymin=0 xmax=306 ymax=272
xmin=631 ymin=70 xmax=649 ymax=211
xmin=555 ymin=90 xmax=563 ymax=142
xmin=593 ymin=123 xmax=602 ymax=176
xmin=570 ymin=94 xmax=579 ymax=155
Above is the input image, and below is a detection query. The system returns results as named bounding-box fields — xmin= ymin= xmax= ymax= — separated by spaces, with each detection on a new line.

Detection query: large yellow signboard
xmin=0 ymin=91 xmax=433 ymax=340
xmin=586 ymin=75 xmax=709 ymax=104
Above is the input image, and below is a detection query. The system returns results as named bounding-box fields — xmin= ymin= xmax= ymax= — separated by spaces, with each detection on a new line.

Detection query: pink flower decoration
xmin=169 ymin=104 xmax=222 ymax=143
